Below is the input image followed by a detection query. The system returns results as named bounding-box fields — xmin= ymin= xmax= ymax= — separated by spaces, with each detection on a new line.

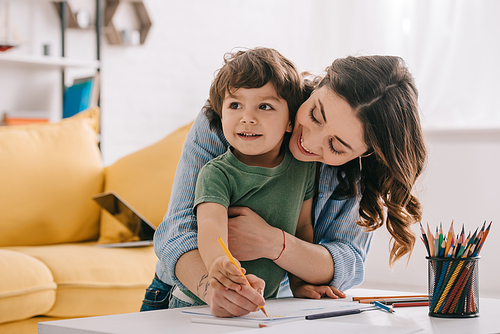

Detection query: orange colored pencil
xmin=444 ymin=221 xmax=454 ymax=256
xmin=353 ymin=295 xmax=427 ymax=302
xmin=475 ymin=221 xmax=492 ymax=255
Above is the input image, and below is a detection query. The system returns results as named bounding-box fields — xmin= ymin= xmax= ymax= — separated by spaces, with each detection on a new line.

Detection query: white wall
xmin=359 ymin=129 xmax=500 ymax=298
xmin=100 ymin=0 xmax=321 ymax=165
xmin=5 ymin=0 xmax=500 ymax=297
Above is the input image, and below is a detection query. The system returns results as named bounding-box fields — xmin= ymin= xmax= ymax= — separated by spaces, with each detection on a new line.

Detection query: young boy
xmin=169 ymin=47 xmax=315 ymax=309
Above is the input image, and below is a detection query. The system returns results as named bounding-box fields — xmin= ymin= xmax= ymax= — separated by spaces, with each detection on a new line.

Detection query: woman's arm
xmin=228 ymin=206 xmax=334 ymax=285
xmin=285 ymin=198 xmax=345 ymax=299
xmin=227 ymin=164 xmax=374 ymax=291
xmin=281 ymin=198 xmax=332 ymax=285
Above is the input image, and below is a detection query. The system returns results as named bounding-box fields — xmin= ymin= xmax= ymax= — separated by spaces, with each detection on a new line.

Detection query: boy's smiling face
xmin=221 ymin=82 xmax=291 ymax=167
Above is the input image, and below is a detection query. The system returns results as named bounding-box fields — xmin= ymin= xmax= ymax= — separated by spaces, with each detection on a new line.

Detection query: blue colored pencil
xmin=372 ymin=301 xmax=395 ymax=314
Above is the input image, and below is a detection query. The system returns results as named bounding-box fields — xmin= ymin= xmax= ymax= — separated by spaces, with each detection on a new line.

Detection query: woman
xmin=143 ymin=55 xmax=427 ymax=317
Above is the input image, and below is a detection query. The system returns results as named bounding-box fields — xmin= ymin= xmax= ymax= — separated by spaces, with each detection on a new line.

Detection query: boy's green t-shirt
xmin=193 ymin=147 xmax=316 ymax=299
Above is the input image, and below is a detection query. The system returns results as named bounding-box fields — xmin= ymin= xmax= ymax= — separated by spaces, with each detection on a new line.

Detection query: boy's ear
xmin=286 ymin=121 xmax=293 ymax=133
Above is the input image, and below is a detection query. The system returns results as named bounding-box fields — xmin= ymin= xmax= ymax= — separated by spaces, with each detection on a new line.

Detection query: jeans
xmin=168 ymin=294 xmax=202 ymax=309
xmin=140 ymin=274 xmax=173 ymax=311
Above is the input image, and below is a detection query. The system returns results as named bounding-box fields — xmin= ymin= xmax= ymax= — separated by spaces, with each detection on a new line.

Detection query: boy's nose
xmin=240 ymin=111 xmax=257 ymax=125
xmin=240 ymin=118 xmax=257 ymax=124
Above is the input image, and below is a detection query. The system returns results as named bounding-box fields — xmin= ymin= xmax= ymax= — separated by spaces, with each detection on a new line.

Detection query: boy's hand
xmin=204 ymin=257 xmax=266 ymax=317
xmin=208 ymin=256 xmax=248 ymax=292
xmin=291 ymin=279 xmax=346 ymax=300
xmin=206 ymin=273 xmax=265 ymax=317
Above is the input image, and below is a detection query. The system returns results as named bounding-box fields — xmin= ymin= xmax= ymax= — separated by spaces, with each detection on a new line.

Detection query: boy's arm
xmin=294 ymin=198 xmax=314 ymax=244
xmin=287 ymin=199 xmax=313 ymax=295
xmin=197 ymin=202 xmax=248 ymax=290
xmin=197 ymin=202 xmax=229 ymax=268
xmin=286 ymin=198 xmax=316 ymax=288
xmin=197 ymin=201 xmax=265 ymax=312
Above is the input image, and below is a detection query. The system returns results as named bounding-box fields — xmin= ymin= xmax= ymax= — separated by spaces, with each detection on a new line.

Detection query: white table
xmin=38 ymin=289 xmax=500 ymax=334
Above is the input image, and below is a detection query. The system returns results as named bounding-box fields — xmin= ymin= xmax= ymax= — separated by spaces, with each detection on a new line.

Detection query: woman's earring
xmin=359 ymin=151 xmax=373 ymax=172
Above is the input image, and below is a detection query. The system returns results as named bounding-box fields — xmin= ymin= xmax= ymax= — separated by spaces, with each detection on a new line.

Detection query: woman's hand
xmin=291 ymin=279 xmax=346 ymax=300
xmin=204 ymin=273 xmax=266 ymax=318
xmin=228 ymin=206 xmax=335 ymax=285
xmin=227 ymin=206 xmax=282 ymax=261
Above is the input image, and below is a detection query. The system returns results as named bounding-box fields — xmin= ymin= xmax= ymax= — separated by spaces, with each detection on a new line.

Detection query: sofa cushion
xmin=0 ymin=249 xmax=56 ymax=325
xmin=8 ymin=243 xmax=157 ymax=317
xmin=0 ymin=108 xmax=103 ymax=246
xmin=0 ymin=316 xmax=70 ymax=334
xmin=98 ymin=122 xmax=192 ymax=244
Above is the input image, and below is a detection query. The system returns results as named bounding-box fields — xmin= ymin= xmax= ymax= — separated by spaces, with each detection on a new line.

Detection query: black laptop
xmin=92 ymin=191 xmax=156 ymax=247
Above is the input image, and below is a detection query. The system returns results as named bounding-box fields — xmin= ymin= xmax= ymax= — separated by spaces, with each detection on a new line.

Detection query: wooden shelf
xmin=1 ymin=1 xmax=102 ymax=126
xmin=104 ymin=0 xmax=151 ymax=45
xmin=0 ymin=53 xmax=100 ymax=69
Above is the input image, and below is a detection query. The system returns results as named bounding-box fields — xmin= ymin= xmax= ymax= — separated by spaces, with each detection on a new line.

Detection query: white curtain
xmin=308 ymin=0 xmax=500 ymax=130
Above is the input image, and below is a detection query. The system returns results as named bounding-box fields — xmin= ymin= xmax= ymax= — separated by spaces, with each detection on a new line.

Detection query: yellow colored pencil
xmin=433 ymin=260 xmax=464 ymax=312
xmin=216 ymin=237 xmax=268 ymax=317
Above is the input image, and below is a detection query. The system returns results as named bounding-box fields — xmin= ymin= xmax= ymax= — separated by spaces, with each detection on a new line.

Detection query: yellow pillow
xmin=98 ymin=122 xmax=192 ymax=243
xmin=0 ymin=108 xmax=103 ymax=246
xmin=0 ymin=249 xmax=56 ymax=324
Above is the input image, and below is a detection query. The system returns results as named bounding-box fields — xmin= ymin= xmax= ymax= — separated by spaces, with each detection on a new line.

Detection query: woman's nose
xmin=305 ymin=131 xmax=322 ymax=153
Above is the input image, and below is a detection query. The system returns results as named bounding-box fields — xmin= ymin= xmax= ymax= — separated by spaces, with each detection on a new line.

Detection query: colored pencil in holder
xmin=422 ymin=221 xmax=491 ymax=318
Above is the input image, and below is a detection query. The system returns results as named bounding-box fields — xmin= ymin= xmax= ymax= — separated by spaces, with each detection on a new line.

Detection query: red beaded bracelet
xmin=272 ymin=229 xmax=286 ymax=261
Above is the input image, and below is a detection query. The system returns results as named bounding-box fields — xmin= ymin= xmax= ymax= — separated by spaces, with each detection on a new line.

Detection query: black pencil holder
xmin=427 ymin=256 xmax=480 ymax=318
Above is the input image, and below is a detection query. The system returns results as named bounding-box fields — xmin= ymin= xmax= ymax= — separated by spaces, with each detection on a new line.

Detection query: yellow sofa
xmin=0 ymin=108 xmax=191 ymax=334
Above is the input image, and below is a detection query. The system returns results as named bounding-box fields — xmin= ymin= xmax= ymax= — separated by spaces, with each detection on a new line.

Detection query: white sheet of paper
xmin=240 ymin=320 xmax=423 ymax=334
xmin=181 ymin=297 xmax=373 ymax=322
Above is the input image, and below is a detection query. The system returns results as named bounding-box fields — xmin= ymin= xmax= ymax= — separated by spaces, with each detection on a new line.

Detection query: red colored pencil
xmin=392 ymin=302 xmax=429 ymax=308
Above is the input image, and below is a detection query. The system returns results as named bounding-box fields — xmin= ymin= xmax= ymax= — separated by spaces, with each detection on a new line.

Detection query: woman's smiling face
xmin=289 ymin=86 xmax=369 ymax=166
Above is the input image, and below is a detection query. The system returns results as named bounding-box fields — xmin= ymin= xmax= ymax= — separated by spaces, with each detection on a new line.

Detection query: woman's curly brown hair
xmin=319 ymin=55 xmax=427 ymax=266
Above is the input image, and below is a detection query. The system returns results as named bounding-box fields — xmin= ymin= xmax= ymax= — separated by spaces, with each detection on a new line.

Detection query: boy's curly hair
xmin=204 ymin=47 xmax=306 ymax=132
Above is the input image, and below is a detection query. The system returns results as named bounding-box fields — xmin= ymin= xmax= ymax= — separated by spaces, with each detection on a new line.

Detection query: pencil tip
xmin=261 ymin=307 xmax=269 ymax=317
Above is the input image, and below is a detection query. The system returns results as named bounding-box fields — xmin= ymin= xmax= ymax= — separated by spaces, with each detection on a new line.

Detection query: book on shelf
xmin=1 ymin=112 xmax=49 ymax=126
xmin=63 ymin=72 xmax=100 ymax=119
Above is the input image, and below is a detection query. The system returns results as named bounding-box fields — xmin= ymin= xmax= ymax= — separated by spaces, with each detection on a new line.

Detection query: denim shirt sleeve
xmin=154 ymin=110 xmax=228 ymax=289
xmin=312 ymin=163 xmax=374 ymax=291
